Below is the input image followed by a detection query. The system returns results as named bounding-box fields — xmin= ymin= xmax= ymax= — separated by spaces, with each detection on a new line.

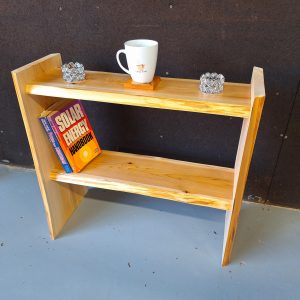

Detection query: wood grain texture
xmin=50 ymin=150 xmax=234 ymax=211
xmin=11 ymin=53 xmax=87 ymax=239
xmin=12 ymin=53 xmax=265 ymax=266
xmin=26 ymin=68 xmax=251 ymax=118
xmin=222 ymin=67 xmax=265 ymax=266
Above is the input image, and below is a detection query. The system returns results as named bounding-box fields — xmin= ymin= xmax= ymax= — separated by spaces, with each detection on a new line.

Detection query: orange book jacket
xmin=47 ymin=100 xmax=101 ymax=172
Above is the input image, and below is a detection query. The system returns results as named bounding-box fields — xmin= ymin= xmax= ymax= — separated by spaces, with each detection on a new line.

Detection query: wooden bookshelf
xmin=12 ymin=53 xmax=265 ymax=266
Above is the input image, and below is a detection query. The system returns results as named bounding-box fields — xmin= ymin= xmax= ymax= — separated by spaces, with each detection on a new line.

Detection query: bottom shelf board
xmin=50 ymin=150 xmax=234 ymax=211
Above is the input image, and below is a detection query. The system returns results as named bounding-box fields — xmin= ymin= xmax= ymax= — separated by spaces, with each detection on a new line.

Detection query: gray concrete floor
xmin=0 ymin=164 xmax=300 ymax=300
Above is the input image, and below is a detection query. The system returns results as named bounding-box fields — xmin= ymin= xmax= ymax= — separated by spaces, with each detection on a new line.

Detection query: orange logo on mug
xmin=136 ymin=64 xmax=146 ymax=73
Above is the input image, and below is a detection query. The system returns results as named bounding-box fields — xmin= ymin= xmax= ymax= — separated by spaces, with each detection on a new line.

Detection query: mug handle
xmin=116 ymin=49 xmax=130 ymax=74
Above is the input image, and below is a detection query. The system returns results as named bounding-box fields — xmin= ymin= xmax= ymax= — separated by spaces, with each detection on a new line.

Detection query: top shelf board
xmin=26 ymin=69 xmax=251 ymax=118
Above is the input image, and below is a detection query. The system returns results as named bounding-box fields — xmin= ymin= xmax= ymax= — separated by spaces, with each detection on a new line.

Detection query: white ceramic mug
xmin=116 ymin=39 xmax=158 ymax=83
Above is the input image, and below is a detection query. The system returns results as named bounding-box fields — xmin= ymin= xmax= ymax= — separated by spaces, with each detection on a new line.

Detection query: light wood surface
xmin=50 ymin=150 xmax=234 ymax=211
xmin=26 ymin=68 xmax=251 ymax=118
xmin=222 ymin=67 xmax=265 ymax=266
xmin=11 ymin=53 xmax=87 ymax=239
xmin=12 ymin=53 xmax=265 ymax=266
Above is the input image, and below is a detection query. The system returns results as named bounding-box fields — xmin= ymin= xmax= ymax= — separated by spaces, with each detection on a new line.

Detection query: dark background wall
xmin=0 ymin=1 xmax=299 ymax=207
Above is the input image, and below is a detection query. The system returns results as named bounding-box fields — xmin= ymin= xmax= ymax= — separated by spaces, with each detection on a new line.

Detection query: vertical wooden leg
xmin=12 ymin=54 xmax=87 ymax=239
xmin=222 ymin=67 xmax=265 ymax=266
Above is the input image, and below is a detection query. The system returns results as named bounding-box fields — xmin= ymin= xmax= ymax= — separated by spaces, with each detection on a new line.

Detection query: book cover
xmin=47 ymin=100 xmax=101 ymax=172
xmin=39 ymin=116 xmax=73 ymax=173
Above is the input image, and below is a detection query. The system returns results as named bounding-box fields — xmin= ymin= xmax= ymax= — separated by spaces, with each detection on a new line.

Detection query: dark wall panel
xmin=268 ymin=83 xmax=300 ymax=208
xmin=0 ymin=1 xmax=299 ymax=205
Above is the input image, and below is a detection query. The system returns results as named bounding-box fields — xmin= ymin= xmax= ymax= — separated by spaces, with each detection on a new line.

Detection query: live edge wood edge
xmin=50 ymin=150 xmax=234 ymax=211
xmin=26 ymin=69 xmax=251 ymax=118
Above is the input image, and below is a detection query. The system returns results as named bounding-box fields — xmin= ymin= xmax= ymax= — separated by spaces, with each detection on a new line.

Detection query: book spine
xmin=47 ymin=116 xmax=77 ymax=172
xmin=39 ymin=117 xmax=73 ymax=174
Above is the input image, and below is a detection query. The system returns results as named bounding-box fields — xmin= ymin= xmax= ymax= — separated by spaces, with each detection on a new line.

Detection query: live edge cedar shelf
xmin=12 ymin=53 xmax=265 ymax=266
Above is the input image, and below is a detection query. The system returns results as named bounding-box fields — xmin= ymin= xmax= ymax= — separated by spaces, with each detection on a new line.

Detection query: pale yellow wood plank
xmin=26 ymin=69 xmax=251 ymax=118
xmin=50 ymin=150 xmax=234 ymax=211
xmin=222 ymin=67 xmax=265 ymax=266
xmin=11 ymin=54 xmax=87 ymax=239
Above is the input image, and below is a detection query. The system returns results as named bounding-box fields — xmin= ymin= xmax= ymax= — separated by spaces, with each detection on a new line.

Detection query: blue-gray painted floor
xmin=0 ymin=165 xmax=300 ymax=300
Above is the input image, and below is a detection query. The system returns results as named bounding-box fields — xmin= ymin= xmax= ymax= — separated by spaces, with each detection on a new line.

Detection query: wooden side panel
xmin=11 ymin=54 xmax=87 ymax=239
xmin=222 ymin=67 xmax=265 ymax=266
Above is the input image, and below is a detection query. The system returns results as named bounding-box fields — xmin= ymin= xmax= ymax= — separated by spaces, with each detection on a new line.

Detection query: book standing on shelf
xmin=40 ymin=100 xmax=101 ymax=173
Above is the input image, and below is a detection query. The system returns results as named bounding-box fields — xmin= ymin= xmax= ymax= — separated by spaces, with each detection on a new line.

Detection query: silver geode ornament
xmin=200 ymin=72 xmax=225 ymax=94
xmin=61 ymin=62 xmax=85 ymax=83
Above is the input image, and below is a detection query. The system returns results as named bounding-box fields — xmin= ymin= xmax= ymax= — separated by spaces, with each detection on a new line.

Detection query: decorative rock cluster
xmin=61 ymin=62 xmax=85 ymax=83
xmin=200 ymin=72 xmax=225 ymax=94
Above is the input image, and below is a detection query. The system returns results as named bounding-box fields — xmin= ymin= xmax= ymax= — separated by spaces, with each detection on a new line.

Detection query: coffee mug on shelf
xmin=116 ymin=39 xmax=158 ymax=83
